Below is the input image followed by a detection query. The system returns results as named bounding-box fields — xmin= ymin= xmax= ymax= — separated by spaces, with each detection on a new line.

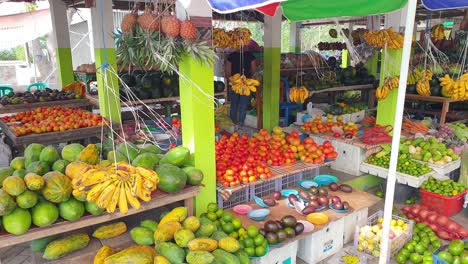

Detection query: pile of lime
xmin=436 ymin=240 xmax=468 ymax=264
xmin=238 ymin=226 xmax=268 ymax=258
xmin=202 ymin=202 xmax=244 ymax=239
xmin=395 ymin=223 xmax=441 ymax=264
xmin=365 ymin=154 xmax=433 ymax=176
xmin=421 ymin=177 xmax=467 ymax=197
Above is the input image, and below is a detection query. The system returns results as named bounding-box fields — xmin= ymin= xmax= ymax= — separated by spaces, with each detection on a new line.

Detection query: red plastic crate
xmin=420 ymin=189 xmax=467 ymax=217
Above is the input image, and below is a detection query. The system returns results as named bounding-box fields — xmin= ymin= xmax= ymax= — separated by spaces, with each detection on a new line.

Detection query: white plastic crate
xmin=359 ymin=162 xmax=433 ymax=188
xmin=350 ymin=110 xmax=365 ymax=123
xmin=251 ymin=240 xmax=298 ymax=264
xmin=343 ymin=207 xmax=369 ymax=244
xmin=414 ymin=159 xmax=461 ymax=178
xmin=244 ymin=114 xmax=258 ymax=128
xmin=354 ymin=210 xmax=413 ymax=260
xmin=297 ymin=218 xmax=344 ymax=264
xmin=302 ymin=167 xmax=320 ymax=180
xmin=281 ymin=172 xmax=303 ymax=189
xmin=250 ymin=179 xmax=281 ymax=199
xmin=331 ymin=141 xmax=366 ymax=176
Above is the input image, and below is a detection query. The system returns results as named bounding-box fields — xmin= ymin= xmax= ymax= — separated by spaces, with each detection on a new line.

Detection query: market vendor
xmin=225 ymin=46 xmax=257 ymax=126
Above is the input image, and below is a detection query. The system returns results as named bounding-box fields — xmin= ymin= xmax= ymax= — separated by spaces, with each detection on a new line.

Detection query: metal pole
xmin=379 ymin=0 xmax=418 ymax=262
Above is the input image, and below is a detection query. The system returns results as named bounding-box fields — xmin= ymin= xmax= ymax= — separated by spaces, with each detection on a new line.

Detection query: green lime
xmin=400 ymin=248 xmax=411 ymax=257
xmin=222 ymin=222 xmax=234 ymax=234
xmin=232 ymin=218 xmax=242 ymax=230
xmin=410 ymin=253 xmax=423 ymax=263
xmin=222 ymin=212 xmax=233 ymax=222
xmin=244 ymin=247 xmax=255 ymax=257
xmin=229 ymin=231 xmax=239 ymax=239
xmin=207 ymin=212 xmax=218 ymax=221
xmin=404 ymin=243 xmax=415 ymax=252
xmin=247 ymin=226 xmax=259 ymax=238
xmin=254 ymin=234 xmax=265 ymax=246
xmin=244 ymin=238 xmax=254 ymax=248
xmin=255 ymin=246 xmax=266 ymax=257
xmin=413 ymin=235 xmax=420 ymax=242
xmin=415 ymin=244 xmax=426 ymax=254
xmin=216 ymin=208 xmax=224 ymax=218
xmin=207 ymin=202 xmax=218 ymax=212
xmin=396 ymin=253 xmax=408 ymax=264
xmin=239 ymin=239 xmax=245 ymax=249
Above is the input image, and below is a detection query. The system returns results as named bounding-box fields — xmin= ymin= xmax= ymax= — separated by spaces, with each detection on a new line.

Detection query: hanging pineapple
xmin=121 ymin=10 xmax=138 ymax=35
xmin=180 ymin=20 xmax=197 ymax=40
xmin=138 ymin=6 xmax=159 ymax=32
xmin=161 ymin=13 xmax=181 ymax=38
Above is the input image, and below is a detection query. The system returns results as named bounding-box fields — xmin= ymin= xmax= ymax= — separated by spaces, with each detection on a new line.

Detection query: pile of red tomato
xmin=216 ymin=127 xmax=338 ymax=187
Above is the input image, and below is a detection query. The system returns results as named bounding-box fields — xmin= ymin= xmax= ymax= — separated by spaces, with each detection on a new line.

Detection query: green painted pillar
xmin=90 ymin=1 xmax=121 ymax=123
xmin=365 ymin=51 xmax=379 ymax=77
xmin=176 ymin=0 xmax=216 ymax=215
xmin=263 ymin=8 xmax=282 ymax=130
xmin=376 ymin=49 xmax=403 ymax=126
xmin=179 ymin=56 xmax=216 ymax=216
xmin=289 ymin=22 xmax=301 ymax=53
xmin=49 ymin=0 xmax=74 ymax=86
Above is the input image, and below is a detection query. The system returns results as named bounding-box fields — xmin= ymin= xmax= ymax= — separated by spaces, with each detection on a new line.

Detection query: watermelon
xmin=141 ymin=74 xmax=153 ymax=89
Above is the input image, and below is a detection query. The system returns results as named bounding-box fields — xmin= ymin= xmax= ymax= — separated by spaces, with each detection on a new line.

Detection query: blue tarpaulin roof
xmin=422 ymin=0 xmax=468 ymax=10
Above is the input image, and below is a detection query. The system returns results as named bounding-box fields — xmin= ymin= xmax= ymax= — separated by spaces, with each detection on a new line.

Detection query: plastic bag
xmin=0 ymin=136 xmax=12 ymax=166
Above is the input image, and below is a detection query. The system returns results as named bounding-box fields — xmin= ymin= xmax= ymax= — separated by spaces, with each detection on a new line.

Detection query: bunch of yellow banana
xmin=431 ymin=24 xmax=445 ymax=41
xmin=213 ymin=28 xmax=251 ymax=49
xmin=439 ymin=74 xmax=468 ymax=99
xmin=71 ymin=162 xmax=159 ymax=214
xmin=383 ymin=76 xmax=400 ymax=90
xmin=229 ymin=73 xmax=260 ymax=96
xmin=376 ymin=86 xmax=390 ymax=101
xmin=408 ymin=69 xmax=432 ymax=85
xmin=363 ymin=27 xmax=404 ymax=49
xmin=289 ymin=86 xmax=309 ymax=103
xmin=416 ymin=79 xmax=430 ymax=96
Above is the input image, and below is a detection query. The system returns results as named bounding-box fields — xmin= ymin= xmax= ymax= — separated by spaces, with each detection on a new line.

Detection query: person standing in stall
xmin=225 ymin=46 xmax=257 ymax=127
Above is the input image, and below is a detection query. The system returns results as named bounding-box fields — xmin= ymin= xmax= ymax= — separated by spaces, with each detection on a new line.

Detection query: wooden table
xmin=226 ymin=187 xmax=380 ymax=246
xmin=0 ymin=186 xmax=200 ymax=250
xmin=0 ymin=99 xmax=91 ymax=115
xmin=405 ymin=94 xmax=466 ymax=124
xmin=0 ymin=120 xmax=111 ymax=147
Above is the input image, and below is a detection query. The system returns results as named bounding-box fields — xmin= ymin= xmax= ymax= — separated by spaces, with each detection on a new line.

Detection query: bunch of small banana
xmin=229 ymin=73 xmax=260 ymax=96
xmin=416 ymin=79 xmax=431 ymax=96
xmin=383 ymin=76 xmax=400 ymax=90
xmin=439 ymin=74 xmax=468 ymax=99
xmin=289 ymin=86 xmax=309 ymax=103
xmin=71 ymin=162 xmax=159 ymax=214
xmin=431 ymin=24 xmax=445 ymax=41
xmin=363 ymin=27 xmax=404 ymax=49
xmin=213 ymin=28 xmax=251 ymax=49
xmin=376 ymin=86 xmax=390 ymax=101
xmin=408 ymin=69 xmax=433 ymax=85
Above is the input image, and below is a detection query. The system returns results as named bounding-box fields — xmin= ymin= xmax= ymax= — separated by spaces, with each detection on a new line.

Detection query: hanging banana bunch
xmin=408 ymin=69 xmax=432 ymax=85
xmin=376 ymin=86 xmax=390 ymax=101
xmin=362 ymin=27 xmax=404 ymax=49
xmin=439 ymin=74 xmax=468 ymax=99
xmin=289 ymin=86 xmax=309 ymax=103
xmin=416 ymin=73 xmax=431 ymax=96
xmin=213 ymin=28 xmax=251 ymax=50
xmin=71 ymin=162 xmax=159 ymax=214
xmin=431 ymin=24 xmax=445 ymax=41
xmin=229 ymin=74 xmax=260 ymax=96
xmin=383 ymin=76 xmax=400 ymax=90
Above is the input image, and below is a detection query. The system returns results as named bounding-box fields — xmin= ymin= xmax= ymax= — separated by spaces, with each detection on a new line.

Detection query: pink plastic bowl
xmin=233 ymin=204 xmax=253 ymax=215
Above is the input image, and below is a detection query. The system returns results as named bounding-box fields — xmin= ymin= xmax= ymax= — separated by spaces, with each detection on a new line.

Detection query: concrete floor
xmin=1 ymin=167 xmax=466 ymax=264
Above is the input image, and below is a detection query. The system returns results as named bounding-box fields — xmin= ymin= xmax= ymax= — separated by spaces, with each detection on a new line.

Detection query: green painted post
xmin=90 ymin=0 xmax=121 ymax=124
xmin=94 ymin=48 xmax=121 ymax=123
xmin=376 ymin=49 xmax=403 ymax=126
xmin=179 ymin=56 xmax=216 ymax=216
xmin=341 ymin=49 xmax=349 ymax=68
xmin=365 ymin=51 xmax=379 ymax=77
xmin=263 ymin=48 xmax=281 ymax=130
xmin=56 ymin=48 xmax=75 ymax=86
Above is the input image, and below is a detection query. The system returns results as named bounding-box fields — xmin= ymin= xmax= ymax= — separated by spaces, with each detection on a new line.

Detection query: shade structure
xmin=422 ymin=0 xmax=468 ymax=10
xmin=207 ymin=0 xmax=408 ymax=20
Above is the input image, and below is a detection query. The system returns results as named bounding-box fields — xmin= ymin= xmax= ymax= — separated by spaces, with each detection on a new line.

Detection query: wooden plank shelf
xmin=405 ymin=94 xmax=467 ymax=124
xmin=0 ymin=99 xmax=91 ymax=115
xmin=0 ymin=120 xmax=110 ymax=146
xmin=86 ymin=92 xmax=228 ymax=107
xmin=309 ymin=84 xmax=374 ymax=94
xmin=0 ymin=186 xmax=200 ymax=249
